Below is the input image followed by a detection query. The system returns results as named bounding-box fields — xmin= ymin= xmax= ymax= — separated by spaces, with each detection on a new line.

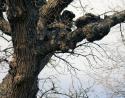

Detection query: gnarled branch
xmin=81 ymin=10 xmax=125 ymax=42
xmin=40 ymin=10 xmax=125 ymax=53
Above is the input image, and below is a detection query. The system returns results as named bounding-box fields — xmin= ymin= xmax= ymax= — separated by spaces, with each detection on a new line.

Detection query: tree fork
xmin=0 ymin=0 xmax=125 ymax=98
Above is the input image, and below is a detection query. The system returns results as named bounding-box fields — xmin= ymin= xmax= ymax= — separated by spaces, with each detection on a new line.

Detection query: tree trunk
xmin=0 ymin=1 xmax=51 ymax=98
xmin=0 ymin=17 xmax=46 ymax=98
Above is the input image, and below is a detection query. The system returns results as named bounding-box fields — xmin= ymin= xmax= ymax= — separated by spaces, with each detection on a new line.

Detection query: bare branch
xmin=54 ymin=54 xmax=80 ymax=71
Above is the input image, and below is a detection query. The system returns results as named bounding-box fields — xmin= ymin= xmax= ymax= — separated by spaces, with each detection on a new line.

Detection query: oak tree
xmin=0 ymin=0 xmax=125 ymax=98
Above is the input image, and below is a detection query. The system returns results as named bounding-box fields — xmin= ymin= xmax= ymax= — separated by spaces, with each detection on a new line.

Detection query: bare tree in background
xmin=0 ymin=0 xmax=125 ymax=98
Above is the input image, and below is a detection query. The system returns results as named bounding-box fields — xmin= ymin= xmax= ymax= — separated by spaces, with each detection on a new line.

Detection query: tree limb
xmin=81 ymin=10 xmax=125 ymax=42
xmin=39 ymin=0 xmax=73 ymax=24
xmin=41 ymin=10 xmax=125 ymax=53
xmin=67 ymin=10 xmax=125 ymax=43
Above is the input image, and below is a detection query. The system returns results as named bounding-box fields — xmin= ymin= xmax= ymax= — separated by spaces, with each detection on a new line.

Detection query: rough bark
xmin=0 ymin=0 xmax=52 ymax=98
xmin=39 ymin=0 xmax=73 ymax=24
xmin=0 ymin=0 xmax=125 ymax=98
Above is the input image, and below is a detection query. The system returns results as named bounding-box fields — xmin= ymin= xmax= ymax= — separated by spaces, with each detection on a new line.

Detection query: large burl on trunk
xmin=0 ymin=0 xmax=125 ymax=98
